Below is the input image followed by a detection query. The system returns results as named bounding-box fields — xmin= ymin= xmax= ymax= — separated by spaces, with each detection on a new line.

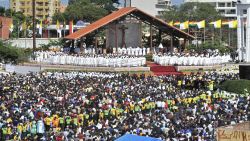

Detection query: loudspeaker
xmin=239 ymin=65 xmax=250 ymax=80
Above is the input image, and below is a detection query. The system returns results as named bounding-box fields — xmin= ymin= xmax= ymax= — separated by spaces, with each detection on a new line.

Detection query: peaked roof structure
xmin=64 ymin=7 xmax=194 ymax=40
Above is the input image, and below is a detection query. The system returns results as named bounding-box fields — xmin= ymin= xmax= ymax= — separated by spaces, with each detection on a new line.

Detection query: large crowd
xmin=0 ymin=70 xmax=249 ymax=141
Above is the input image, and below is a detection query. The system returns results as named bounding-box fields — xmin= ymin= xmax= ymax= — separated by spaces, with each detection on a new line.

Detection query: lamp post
xmin=32 ymin=0 xmax=36 ymax=53
xmin=0 ymin=20 xmax=3 ymax=40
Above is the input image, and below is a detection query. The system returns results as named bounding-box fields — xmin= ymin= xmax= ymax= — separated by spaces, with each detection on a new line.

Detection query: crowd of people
xmin=0 ymin=70 xmax=249 ymax=141
xmin=153 ymin=53 xmax=231 ymax=66
xmin=33 ymin=51 xmax=146 ymax=67
xmin=63 ymin=47 xmax=151 ymax=56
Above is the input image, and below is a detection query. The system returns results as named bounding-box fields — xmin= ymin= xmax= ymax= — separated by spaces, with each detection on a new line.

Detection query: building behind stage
xmin=122 ymin=0 xmax=171 ymax=17
xmin=184 ymin=0 xmax=250 ymax=19
xmin=10 ymin=0 xmax=61 ymax=21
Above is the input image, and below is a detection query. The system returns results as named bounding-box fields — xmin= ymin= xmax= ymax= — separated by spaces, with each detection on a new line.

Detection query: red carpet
xmin=150 ymin=64 xmax=183 ymax=76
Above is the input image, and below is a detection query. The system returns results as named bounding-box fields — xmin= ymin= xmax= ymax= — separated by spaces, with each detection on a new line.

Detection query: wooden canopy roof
xmin=64 ymin=7 xmax=195 ymax=40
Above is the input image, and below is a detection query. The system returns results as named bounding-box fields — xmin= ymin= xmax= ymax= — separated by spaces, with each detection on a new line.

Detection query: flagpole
xmin=204 ymin=27 xmax=206 ymax=43
xmin=41 ymin=21 xmax=43 ymax=38
xmin=195 ymin=27 xmax=198 ymax=48
xmin=1 ymin=21 xmax=3 ymax=40
xmin=25 ymin=28 xmax=27 ymax=49
xmin=228 ymin=28 xmax=231 ymax=47
xmin=220 ymin=28 xmax=222 ymax=45
xmin=32 ymin=0 xmax=36 ymax=52
xmin=18 ymin=21 xmax=20 ymax=39
xmin=212 ymin=27 xmax=214 ymax=46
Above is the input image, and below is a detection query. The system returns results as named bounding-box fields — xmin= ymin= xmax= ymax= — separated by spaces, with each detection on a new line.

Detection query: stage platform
xmin=22 ymin=63 xmax=151 ymax=72
xmin=8 ymin=62 xmax=237 ymax=75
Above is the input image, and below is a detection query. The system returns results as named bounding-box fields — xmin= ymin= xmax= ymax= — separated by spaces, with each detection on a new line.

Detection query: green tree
xmin=63 ymin=0 xmax=108 ymax=22
xmin=52 ymin=12 xmax=66 ymax=23
xmin=0 ymin=40 xmax=32 ymax=64
xmin=0 ymin=6 xmax=5 ymax=16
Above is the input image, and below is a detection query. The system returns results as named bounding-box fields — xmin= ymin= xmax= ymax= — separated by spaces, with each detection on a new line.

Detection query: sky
xmin=1 ymin=0 xmax=184 ymax=8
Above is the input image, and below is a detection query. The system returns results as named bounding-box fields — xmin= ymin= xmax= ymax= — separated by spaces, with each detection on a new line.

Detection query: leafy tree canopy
xmin=53 ymin=0 xmax=112 ymax=23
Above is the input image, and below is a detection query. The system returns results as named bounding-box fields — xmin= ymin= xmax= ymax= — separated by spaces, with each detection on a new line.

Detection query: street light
xmin=32 ymin=0 xmax=36 ymax=54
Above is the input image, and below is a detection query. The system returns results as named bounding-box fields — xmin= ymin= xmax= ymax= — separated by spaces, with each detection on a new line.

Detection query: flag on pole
xmin=56 ymin=20 xmax=60 ymax=30
xmin=9 ymin=23 xmax=14 ymax=32
xmin=180 ymin=21 xmax=189 ymax=30
xmin=197 ymin=20 xmax=205 ymax=29
xmin=38 ymin=20 xmax=43 ymax=35
xmin=20 ymin=21 xmax=27 ymax=31
xmin=56 ymin=20 xmax=62 ymax=38
xmin=210 ymin=20 xmax=221 ymax=28
xmin=229 ymin=20 xmax=237 ymax=28
xmin=168 ymin=21 xmax=173 ymax=26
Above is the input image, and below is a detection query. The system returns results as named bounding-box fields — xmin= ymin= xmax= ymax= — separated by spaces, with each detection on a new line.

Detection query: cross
xmin=119 ymin=24 xmax=128 ymax=48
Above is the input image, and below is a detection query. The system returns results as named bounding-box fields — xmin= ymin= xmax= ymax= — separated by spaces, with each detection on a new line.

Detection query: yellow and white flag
xmin=9 ymin=23 xmax=14 ymax=32
xmin=56 ymin=20 xmax=62 ymax=38
xmin=38 ymin=20 xmax=43 ymax=35
xmin=228 ymin=20 xmax=237 ymax=28
xmin=210 ymin=20 xmax=221 ymax=28
xmin=168 ymin=21 xmax=173 ymax=26
xmin=180 ymin=21 xmax=189 ymax=30
xmin=197 ymin=20 xmax=205 ymax=29
xmin=20 ymin=21 xmax=27 ymax=31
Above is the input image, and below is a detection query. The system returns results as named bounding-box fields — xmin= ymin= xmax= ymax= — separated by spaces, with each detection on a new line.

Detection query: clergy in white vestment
xmin=142 ymin=48 xmax=146 ymax=56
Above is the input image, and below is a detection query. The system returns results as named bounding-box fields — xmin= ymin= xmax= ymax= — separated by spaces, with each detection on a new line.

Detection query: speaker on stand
xmin=239 ymin=65 xmax=250 ymax=80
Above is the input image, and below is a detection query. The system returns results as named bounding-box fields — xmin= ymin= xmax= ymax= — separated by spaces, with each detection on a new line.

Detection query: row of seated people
xmin=153 ymin=53 xmax=231 ymax=66
xmin=63 ymin=47 xmax=151 ymax=56
xmin=33 ymin=51 xmax=146 ymax=67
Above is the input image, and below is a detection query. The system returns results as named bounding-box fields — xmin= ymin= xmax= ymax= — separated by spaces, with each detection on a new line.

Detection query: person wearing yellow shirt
xmin=52 ymin=116 xmax=59 ymax=128
xmin=115 ymin=109 xmax=120 ymax=118
xmin=7 ymin=126 xmax=12 ymax=135
xmin=88 ymin=120 xmax=94 ymax=126
xmin=188 ymin=98 xmax=192 ymax=103
xmin=44 ymin=116 xmax=52 ymax=131
xmin=17 ymin=123 xmax=23 ymax=137
xmin=145 ymin=102 xmax=151 ymax=111
xmin=99 ymin=111 xmax=104 ymax=120
xmin=141 ymin=103 xmax=145 ymax=112
xmin=111 ymin=108 xmax=116 ymax=116
xmin=78 ymin=114 xmax=84 ymax=126
xmin=177 ymin=80 xmax=182 ymax=87
xmin=7 ymin=118 xmax=12 ymax=124
xmin=22 ymin=123 xmax=28 ymax=138
xmin=130 ymin=103 xmax=135 ymax=113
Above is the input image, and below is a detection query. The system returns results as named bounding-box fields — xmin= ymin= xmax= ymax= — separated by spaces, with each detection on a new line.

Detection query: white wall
xmin=9 ymin=38 xmax=60 ymax=48
xmin=185 ymin=0 xmax=233 ymax=2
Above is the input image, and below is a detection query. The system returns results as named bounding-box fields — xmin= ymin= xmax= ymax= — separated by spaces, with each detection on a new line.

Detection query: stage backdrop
xmin=106 ymin=22 xmax=142 ymax=48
